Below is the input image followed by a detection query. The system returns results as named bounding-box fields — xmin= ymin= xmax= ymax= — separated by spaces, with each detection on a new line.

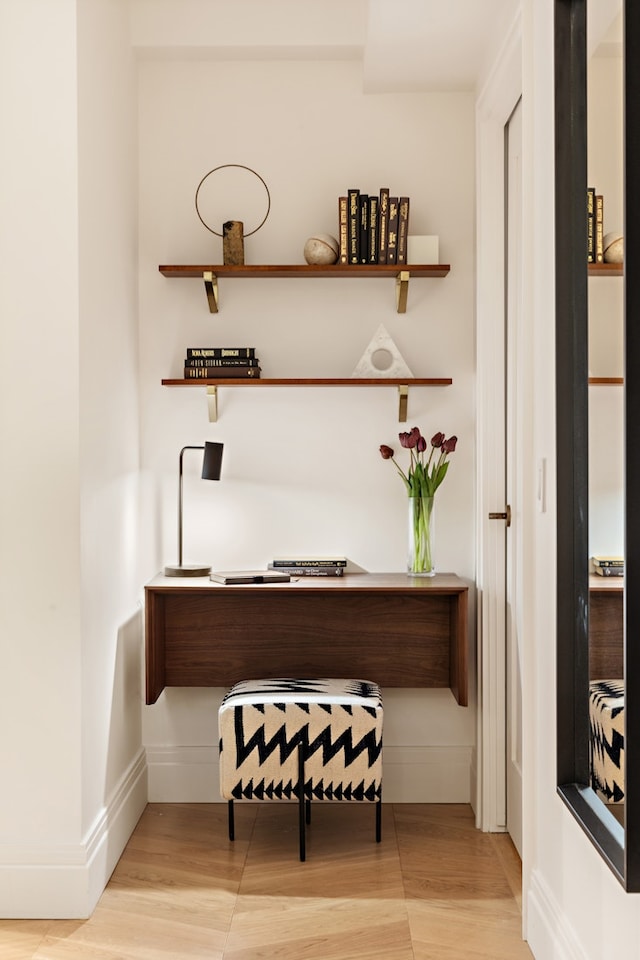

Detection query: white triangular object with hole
xmin=351 ymin=324 xmax=413 ymax=378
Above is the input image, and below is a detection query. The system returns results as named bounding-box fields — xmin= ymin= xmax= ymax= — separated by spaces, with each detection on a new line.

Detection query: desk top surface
xmin=146 ymin=571 xmax=468 ymax=595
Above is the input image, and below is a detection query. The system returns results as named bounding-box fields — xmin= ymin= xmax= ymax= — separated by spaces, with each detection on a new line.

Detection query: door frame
xmin=475 ymin=13 xmax=522 ymax=833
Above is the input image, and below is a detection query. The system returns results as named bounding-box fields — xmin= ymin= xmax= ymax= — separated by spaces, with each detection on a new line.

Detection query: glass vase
xmin=408 ymin=496 xmax=435 ymax=576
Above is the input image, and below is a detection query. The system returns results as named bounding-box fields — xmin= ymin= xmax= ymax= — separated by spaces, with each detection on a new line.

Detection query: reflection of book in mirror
xmin=210 ymin=570 xmax=291 ymax=584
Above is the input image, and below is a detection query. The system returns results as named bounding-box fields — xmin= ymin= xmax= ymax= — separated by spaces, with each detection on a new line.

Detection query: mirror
xmin=587 ymin=11 xmax=624 ymax=829
xmin=555 ymin=0 xmax=640 ymax=890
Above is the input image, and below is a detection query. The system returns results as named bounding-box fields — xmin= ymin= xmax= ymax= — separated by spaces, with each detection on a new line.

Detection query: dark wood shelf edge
xmin=588 ymin=263 xmax=623 ymax=276
xmin=159 ymin=263 xmax=451 ymax=279
xmin=589 ymin=377 xmax=624 ymax=384
xmin=161 ymin=378 xmax=453 ymax=387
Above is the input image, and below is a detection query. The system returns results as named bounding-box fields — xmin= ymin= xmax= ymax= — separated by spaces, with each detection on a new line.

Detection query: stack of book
xmin=338 ymin=188 xmax=410 ymax=267
xmin=592 ymin=555 xmax=624 ymax=577
xmin=267 ymin=556 xmax=347 ymax=577
xmin=587 ymin=187 xmax=605 ymax=263
xmin=183 ymin=347 xmax=261 ymax=379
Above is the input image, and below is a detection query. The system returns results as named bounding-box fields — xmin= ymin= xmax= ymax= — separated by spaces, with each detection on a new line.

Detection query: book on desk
xmin=210 ymin=569 xmax=291 ymax=585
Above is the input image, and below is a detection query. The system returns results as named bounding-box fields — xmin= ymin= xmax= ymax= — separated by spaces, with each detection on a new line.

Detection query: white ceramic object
xmin=303 ymin=234 xmax=339 ymax=265
xmin=603 ymin=232 xmax=624 ymax=263
xmin=351 ymin=324 xmax=413 ymax=379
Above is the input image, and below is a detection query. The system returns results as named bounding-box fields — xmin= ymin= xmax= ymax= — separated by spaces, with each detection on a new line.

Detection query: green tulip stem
xmin=409 ymin=496 xmax=435 ymax=576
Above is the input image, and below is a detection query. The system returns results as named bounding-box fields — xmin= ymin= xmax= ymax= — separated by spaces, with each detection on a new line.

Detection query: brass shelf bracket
xmin=396 ymin=270 xmax=410 ymax=313
xmin=206 ymin=386 xmax=218 ymax=422
xmin=398 ymin=384 xmax=409 ymax=422
xmin=203 ymin=271 xmax=219 ymax=313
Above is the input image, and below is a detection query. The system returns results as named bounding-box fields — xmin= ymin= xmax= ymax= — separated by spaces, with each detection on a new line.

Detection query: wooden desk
xmin=589 ymin=574 xmax=624 ymax=679
xmin=144 ymin=572 xmax=469 ymax=706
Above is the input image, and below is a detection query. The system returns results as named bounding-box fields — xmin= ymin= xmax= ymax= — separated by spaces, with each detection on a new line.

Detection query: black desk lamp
xmin=164 ymin=442 xmax=224 ymax=577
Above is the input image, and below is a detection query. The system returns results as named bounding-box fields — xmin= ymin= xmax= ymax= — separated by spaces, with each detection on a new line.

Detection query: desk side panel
xmin=145 ymin=590 xmax=167 ymax=704
xmin=449 ymin=588 xmax=469 ymax=706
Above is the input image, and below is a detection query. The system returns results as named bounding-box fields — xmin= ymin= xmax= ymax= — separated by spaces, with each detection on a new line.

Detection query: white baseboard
xmin=527 ymin=868 xmax=588 ymax=960
xmin=146 ymin=744 xmax=473 ymax=803
xmin=0 ymin=749 xmax=147 ymax=919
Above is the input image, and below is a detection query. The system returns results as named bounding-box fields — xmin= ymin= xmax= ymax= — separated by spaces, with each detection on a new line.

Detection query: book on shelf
xmin=592 ymin=555 xmax=624 ymax=567
xmin=358 ymin=193 xmax=370 ymax=264
xmin=587 ymin=187 xmax=595 ymax=263
xmin=368 ymin=194 xmax=379 ymax=264
xmin=397 ymin=197 xmax=410 ymax=265
xmin=183 ymin=365 xmax=261 ymax=379
xmin=378 ymin=187 xmax=390 ymax=264
xmin=270 ymin=556 xmax=347 ymax=568
xmin=210 ymin=569 xmax=290 ymax=585
xmin=338 ymin=196 xmax=348 ymax=264
xmin=267 ymin=563 xmax=344 ymax=577
xmin=186 ymin=347 xmax=256 ymax=358
xmin=387 ymin=197 xmax=399 ymax=265
xmin=185 ymin=357 xmax=261 ymax=367
xmin=348 ymin=188 xmax=360 ymax=264
xmin=595 ymin=194 xmax=604 ymax=262
xmin=593 ymin=565 xmax=624 ymax=577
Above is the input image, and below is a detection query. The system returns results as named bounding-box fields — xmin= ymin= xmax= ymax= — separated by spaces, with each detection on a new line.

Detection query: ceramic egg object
xmin=603 ymin=232 xmax=624 ymax=263
xmin=304 ymin=234 xmax=339 ymax=265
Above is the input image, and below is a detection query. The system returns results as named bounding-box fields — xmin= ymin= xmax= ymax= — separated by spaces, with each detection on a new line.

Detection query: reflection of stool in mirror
xmin=218 ymin=678 xmax=383 ymax=861
xmin=589 ymin=679 xmax=624 ymax=803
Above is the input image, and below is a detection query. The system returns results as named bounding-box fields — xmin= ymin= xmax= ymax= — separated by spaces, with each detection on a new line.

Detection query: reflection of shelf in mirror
xmin=588 ymin=377 xmax=624 ymax=384
xmin=588 ymin=263 xmax=623 ymax=276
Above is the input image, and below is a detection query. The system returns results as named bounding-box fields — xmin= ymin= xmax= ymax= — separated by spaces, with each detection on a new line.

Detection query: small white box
xmin=407 ymin=235 xmax=439 ymax=264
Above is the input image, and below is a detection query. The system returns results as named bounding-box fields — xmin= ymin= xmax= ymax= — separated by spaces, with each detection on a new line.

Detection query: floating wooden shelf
xmin=588 ymin=377 xmax=624 ymax=384
xmin=588 ymin=263 xmax=623 ymax=276
xmin=158 ymin=263 xmax=451 ymax=313
xmin=161 ymin=377 xmax=453 ymax=423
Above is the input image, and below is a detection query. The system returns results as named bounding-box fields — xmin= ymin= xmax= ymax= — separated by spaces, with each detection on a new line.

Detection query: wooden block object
xmin=223 ymin=220 xmax=245 ymax=265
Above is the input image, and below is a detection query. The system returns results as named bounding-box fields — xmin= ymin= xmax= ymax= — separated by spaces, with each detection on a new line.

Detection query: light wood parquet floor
xmin=1 ymin=803 xmax=533 ymax=959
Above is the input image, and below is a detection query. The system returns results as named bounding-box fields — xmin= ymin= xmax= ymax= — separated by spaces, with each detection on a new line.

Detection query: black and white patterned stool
xmin=589 ymin=678 xmax=624 ymax=803
xmin=218 ymin=678 xmax=383 ymax=861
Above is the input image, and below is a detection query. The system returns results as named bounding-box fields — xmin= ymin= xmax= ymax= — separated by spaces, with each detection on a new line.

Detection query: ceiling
xmin=362 ymin=0 xmax=521 ymax=92
xmin=130 ymin=0 xmax=518 ymax=92
xmin=130 ymin=0 xmax=623 ymax=92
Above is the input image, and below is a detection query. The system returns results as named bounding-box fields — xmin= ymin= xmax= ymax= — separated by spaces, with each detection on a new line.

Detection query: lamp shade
xmin=202 ymin=441 xmax=224 ymax=480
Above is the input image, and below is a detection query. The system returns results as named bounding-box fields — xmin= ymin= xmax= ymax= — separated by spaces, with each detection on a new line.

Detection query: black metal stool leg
xmin=228 ymin=799 xmax=235 ymax=841
xmin=306 ymin=798 xmax=311 ymax=825
xmin=376 ymin=797 xmax=382 ymax=843
xmin=298 ymin=741 xmax=306 ymax=862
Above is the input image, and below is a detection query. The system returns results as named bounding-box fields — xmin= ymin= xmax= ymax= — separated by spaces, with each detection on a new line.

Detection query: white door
xmin=505 ymin=96 xmax=523 ymax=855
xmin=475 ymin=19 xmax=522 ymax=841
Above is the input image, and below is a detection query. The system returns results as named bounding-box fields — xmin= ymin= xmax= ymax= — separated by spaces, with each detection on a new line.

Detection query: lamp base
xmin=164 ymin=563 xmax=212 ymax=578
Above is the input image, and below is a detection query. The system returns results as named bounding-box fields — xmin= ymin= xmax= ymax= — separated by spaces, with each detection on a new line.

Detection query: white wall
xmin=0 ymin=0 xmax=145 ymax=919
xmin=137 ymin=57 xmax=477 ymax=802
xmin=524 ymin=2 xmax=640 ymax=957
xmin=76 ymin=0 xmax=147 ymax=909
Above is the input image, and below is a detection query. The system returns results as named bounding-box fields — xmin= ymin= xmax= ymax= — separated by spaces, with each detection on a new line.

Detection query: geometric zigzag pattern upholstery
xmin=589 ymin=678 xmax=624 ymax=803
xmin=218 ymin=678 xmax=383 ymax=860
xmin=219 ymin=678 xmax=383 ymax=803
